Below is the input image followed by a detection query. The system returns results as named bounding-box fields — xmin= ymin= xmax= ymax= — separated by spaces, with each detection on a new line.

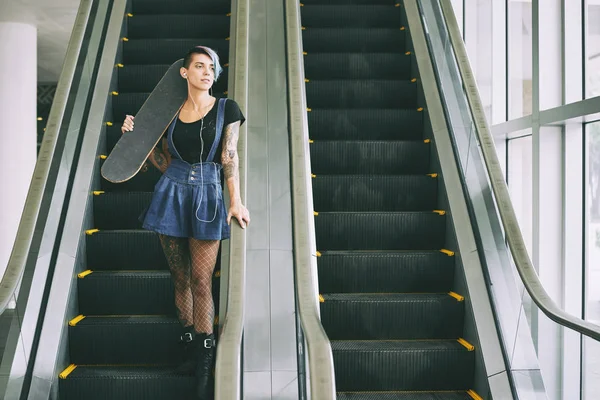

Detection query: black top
xmin=170 ymin=99 xmax=245 ymax=164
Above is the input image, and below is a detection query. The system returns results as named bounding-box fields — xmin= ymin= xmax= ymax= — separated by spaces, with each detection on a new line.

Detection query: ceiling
xmin=0 ymin=0 xmax=79 ymax=83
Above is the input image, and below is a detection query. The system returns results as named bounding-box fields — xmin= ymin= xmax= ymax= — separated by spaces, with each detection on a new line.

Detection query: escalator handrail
xmin=0 ymin=0 xmax=94 ymax=315
xmin=214 ymin=0 xmax=249 ymax=397
xmin=284 ymin=0 xmax=337 ymax=398
xmin=436 ymin=0 xmax=600 ymax=341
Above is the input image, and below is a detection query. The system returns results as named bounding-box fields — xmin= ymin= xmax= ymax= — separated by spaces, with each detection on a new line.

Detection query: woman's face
xmin=182 ymin=53 xmax=215 ymax=90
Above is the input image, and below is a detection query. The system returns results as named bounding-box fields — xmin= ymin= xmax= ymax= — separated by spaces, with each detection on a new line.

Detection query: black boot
xmin=195 ymin=332 xmax=215 ymax=400
xmin=175 ymin=326 xmax=196 ymax=375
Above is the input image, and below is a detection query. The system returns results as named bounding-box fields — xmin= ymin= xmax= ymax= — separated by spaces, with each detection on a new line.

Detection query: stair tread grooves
xmin=336 ymin=393 xmax=473 ymax=400
xmin=331 ymin=340 xmax=469 ymax=351
xmin=74 ymin=316 xmax=177 ymax=325
xmin=322 ymin=293 xmax=457 ymax=300
xmin=65 ymin=365 xmax=190 ymax=378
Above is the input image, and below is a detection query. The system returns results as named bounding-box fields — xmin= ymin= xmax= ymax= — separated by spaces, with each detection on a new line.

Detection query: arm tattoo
xmin=222 ymin=121 xmax=240 ymax=180
xmin=149 ymin=139 xmax=170 ymax=173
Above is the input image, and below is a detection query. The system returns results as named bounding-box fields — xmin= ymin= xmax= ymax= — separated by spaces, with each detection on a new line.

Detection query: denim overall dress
xmin=141 ymin=98 xmax=230 ymax=241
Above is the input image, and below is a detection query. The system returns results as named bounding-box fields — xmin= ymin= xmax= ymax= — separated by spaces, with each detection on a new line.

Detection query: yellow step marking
xmin=458 ymin=338 xmax=475 ymax=351
xmin=440 ymin=249 xmax=455 ymax=256
xmin=424 ymin=139 xmax=430 ymax=143
xmin=224 ymin=63 xmax=229 ymax=67
xmin=307 ymin=107 xmax=312 ymax=112
xmin=59 ymin=364 xmax=77 ymax=379
xmin=313 ymin=211 xmax=318 ymax=216
xmin=319 ymin=294 xmax=325 ymax=303
xmin=427 ymin=173 xmax=438 ymax=178
xmin=305 ymin=78 xmax=310 ymax=83
xmin=77 ymin=270 xmax=93 ymax=279
xmin=99 ymin=154 xmax=107 ymax=160
xmin=302 ymin=26 xmax=306 ymax=30
xmin=449 ymin=291 xmax=464 ymax=301
xmin=37 ymin=117 xmax=43 ymax=121
xmin=433 ymin=210 xmax=446 ymax=215
xmin=121 ymin=37 xmax=128 ymax=42
xmin=85 ymin=229 xmax=99 ymax=235
xmin=116 ymin=63 xmax=124 ymax=68
xmin=309 ymin=139 xmax=314 ymax=143
xmin=214 ymin=270 xmax=221 ymax=278
xmin=300 ymin=3 xmax=304 ymax=6
xmin=411 ymin=78 xmax=417 ymax=83
xmin=417 ymin=107 xmax=424 ymax=112
xmin=69 ymin=315 xmax=86 ymax=326
xmin=105 ymin=121 xmax=113 ymax=126
xmin=226 ymin=12 xmax=231 ymax=16
xmin=226 ymin=37 xmax=230 ymax=41
xmin=405 ymin=51 xmax=411 ymax=55
xmin=223 ymin=91 xmax=228 ymax=95
xmin=126 ymin=13 xmax=133 ymax=17
xmin=400 ymin=26 xmax=405 ymax=30
xmin=316 ymin=251 xmax=322 ymax=257
xmin=93 ymin=191 xmax=105 ymax=195
xmin=214 ymin=316 xmax=219 ymax=325
xmin=111 ymin=91 xmax=119 ymax=96
xmin=303 ymin=51 xmax=308 ymax=55
xmin=311 ymin=174 xmax=316 ymax=178
xmin=467 ymin=389 xmax=483 ymax=400
xmin=395 ymin=3 xmax=401 ymax=7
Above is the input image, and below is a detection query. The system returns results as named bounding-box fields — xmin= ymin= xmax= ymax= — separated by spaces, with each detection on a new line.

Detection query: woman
xmin=121 ymin=46 xmax=250 ymax=399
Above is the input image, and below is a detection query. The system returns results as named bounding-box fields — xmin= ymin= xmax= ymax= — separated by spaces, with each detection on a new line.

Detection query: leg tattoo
xmin=159 ymin=234 xmax=193 ymax=327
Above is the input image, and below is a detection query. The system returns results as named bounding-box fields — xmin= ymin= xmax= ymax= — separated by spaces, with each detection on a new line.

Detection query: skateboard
xmin=101 ymin=59 xmax=188 ymax=183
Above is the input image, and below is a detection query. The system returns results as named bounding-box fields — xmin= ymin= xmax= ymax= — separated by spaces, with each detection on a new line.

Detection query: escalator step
xmin=100 ymin=156 xmax=161 ymax=192
xmin=320 ymin=293 xmax=464 ymax=340
xmin=304 ymin=53 xmax=411 ymax=80
xmin=87 ymin=230 xmax=167 ymax=271
xmin=113 ymin=92 xmax=227 ymax=123
xmin=78 ymin=271 xmax=174 ymax=315
xmin=127 ymin=15 xmax=230 ymax=39
xmin=94 ymin=192 xmax=152 ymax=230
xmin=123 ymin=39 xmax=229 ymax=65
xmin=59 ymin=366 xmax=195 ymax=400
xmin=69 ymin=316 xmax=180 ymax=365
xmin=336 ymin=392 xmax=473 ymax=400
xmin=301 ymin=0 xmax=397 ymax=4
xmin=302 ymin=28 xmax=406 ymax=53
xmin=332 ymin=340 xmax=474 ymax=391
xmin=307 ymin=109 xmax=423 ymax=140
xmin=310 ymin=141 xmax=430 ymax=175
xmin=318 ymin=251 xmax=455 ymax=293
xmin=312 ymin=175 xmax=437 ymax=211
xmin=132 ymin=0 xmax=230 ymax=14
xmin=306 ymin=80 xmax=417 ymax=109
xmin=301 ymin=5 xmax=403 ymax=28
xmin=315 ymin=212 xmax=446 ymax=250
xmin=118 ymin=64 xmax=228 ymax=93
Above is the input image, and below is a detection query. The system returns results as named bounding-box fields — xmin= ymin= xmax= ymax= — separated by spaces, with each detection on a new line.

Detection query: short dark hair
xmin=183 ymin=46 xmax=223 ymax=81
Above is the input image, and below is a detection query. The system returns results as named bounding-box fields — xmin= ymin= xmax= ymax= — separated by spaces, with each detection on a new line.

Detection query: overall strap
xmin=206 ymin=98 xmax=228 ymax=163
xmin=166 ymin=111 xmax=184 ymax=160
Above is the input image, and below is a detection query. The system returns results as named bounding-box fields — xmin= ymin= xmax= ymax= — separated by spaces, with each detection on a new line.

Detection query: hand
xmin=121 ymin=114 xmax=134 ymax=134
xmin=227 ymin=202 xmax=250 ymax=229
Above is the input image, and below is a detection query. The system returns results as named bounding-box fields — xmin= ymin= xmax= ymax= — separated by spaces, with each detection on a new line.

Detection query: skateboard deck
xmin=101 ymin=59 xmax=188 ymax=183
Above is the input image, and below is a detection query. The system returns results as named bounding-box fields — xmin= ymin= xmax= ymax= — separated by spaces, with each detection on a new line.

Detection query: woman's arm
xmin=222 ymin=121 xmax=250 ymax=228
xmin=147 ymin=138 xmax=171 ymax=173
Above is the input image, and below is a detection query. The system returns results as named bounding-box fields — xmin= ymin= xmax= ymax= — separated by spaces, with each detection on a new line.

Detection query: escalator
xmin=57 ymin=1 xmax=231 ymax=399
xmin=299 ymin=1 xmax=483 ymax=398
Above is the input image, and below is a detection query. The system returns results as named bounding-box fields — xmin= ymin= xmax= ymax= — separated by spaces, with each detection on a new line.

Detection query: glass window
xmin=584 ymin=121 xmax=600 ymax=399
xmin=586 ymin=2 xmax=600 ymax=98
xmin=508 ymin=0 xmax=533 ymax=118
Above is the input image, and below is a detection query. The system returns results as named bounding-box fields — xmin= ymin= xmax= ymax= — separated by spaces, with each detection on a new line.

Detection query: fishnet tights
xmin=158 ymin=235 xmax=220 ymax=334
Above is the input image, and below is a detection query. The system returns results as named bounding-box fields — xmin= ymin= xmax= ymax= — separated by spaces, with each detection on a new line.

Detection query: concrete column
xmin=0 ymin=22 xmax=37 ymax=278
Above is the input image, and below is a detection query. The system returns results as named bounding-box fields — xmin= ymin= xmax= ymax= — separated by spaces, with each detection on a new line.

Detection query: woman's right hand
xmin=121 ymin=114 xmax=134 ymax=134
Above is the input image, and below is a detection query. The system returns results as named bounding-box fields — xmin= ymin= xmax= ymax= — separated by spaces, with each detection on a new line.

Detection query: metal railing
xmin=0 ymin=0 xmax=93 ymax=316
xmin=436 ymin=0 xmax=600 ymax=341
xmin=284 ymin=0 xmax=337 ymax=398
xmin=214 ymin=0 xmax=250 ymax=397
